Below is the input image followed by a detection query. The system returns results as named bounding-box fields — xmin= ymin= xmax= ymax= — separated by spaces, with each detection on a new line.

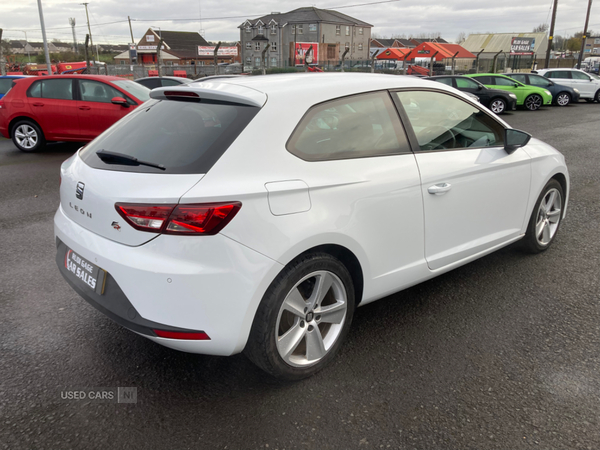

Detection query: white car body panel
xmin=536 ymin=68 xmax=600 ymax=99
xmin=54 ymin=73 xmax=570 ymax=356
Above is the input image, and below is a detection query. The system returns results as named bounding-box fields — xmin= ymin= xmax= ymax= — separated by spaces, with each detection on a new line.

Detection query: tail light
xmin=115 ymin=202 xmax=241 ymax=235
xmin=0 ymin=100 xmax=4 ymax=109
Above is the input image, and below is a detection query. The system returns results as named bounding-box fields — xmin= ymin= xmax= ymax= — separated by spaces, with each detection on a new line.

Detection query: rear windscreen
xmin=80 ymin=99 xmax=259 ymax=174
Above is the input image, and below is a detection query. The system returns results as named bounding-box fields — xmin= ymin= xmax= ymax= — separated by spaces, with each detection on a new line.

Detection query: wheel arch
xmin=8 ymin=116 xmax=43 ymax=139
xmin=550 ymin=172 xmax=568 ymax=217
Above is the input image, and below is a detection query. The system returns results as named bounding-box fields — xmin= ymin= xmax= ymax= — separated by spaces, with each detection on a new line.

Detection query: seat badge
xmin=111 ymin=221 xmax=121 ymax=231
xmin=76 ymin=182 xmax=85 ymax=200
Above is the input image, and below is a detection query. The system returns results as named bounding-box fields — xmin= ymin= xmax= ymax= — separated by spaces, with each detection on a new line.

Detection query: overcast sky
xmin=0 ymin=0 xmax=596 ymax=45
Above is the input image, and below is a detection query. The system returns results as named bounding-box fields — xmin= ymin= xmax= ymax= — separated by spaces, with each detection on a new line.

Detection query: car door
xmin=76 ymin=79 xmax=133 ymax=139
xmin=546 ymin=70 xmax=574 ymax=89
xmin=571 ymin=71 xmax=595 ymax=97
xmin=26 ymin=78 xmax=79 ymax=140
xmin=393 ymin=89 xmax=531 ymax=270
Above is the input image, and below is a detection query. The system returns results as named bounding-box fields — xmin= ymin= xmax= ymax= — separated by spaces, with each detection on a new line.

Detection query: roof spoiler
xmin=150 ymin=83 xmax=267 ymax=107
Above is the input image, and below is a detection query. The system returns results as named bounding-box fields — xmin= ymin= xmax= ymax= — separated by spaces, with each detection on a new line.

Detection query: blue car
xmin=503 ymin=72 xmax=581 ymax=106
xmin=0 ymin=75 xmax=31 ymax=99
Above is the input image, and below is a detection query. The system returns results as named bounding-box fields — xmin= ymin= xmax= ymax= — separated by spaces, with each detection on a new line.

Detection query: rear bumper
xmin=54 ymin=205 xmax=283 ymax=356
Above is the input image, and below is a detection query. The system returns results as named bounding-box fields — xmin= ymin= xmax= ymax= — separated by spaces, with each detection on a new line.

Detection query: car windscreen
xmin=112 ymin=80 xmax=151 ymax=102
xmin=79 ymin=99 xmax=259 ymax=174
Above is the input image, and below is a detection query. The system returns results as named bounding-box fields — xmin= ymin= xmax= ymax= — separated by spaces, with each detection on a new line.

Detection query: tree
xmin=532 ymin=23 xmax=549 ymax=33
xmin=456 ymin=32 xmax=467 ymax=44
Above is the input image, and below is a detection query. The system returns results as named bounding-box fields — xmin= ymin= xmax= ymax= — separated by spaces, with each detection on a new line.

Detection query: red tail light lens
xmin=153 ymin=329 xmax=210 ymax=340
xmin=115 ymin=202 xmax=241 ymax=235
xmin=0 ymin=100 xmax=4 ymax=109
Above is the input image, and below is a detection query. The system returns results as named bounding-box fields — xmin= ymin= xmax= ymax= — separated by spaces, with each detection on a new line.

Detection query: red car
xmin=0 ymin=75 xmax=150 ymax=152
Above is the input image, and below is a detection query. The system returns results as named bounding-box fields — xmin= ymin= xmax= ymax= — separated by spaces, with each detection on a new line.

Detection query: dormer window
xmin=271 ymin=24 xmax=277 ymax=34
xmin=258 ymin=26 xmax=264 ymax=35
xmin=245 ymin=25 xmax=251 ymax=33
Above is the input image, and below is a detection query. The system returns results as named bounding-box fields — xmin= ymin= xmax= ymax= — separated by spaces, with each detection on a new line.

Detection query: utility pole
xmin=213 ymin=41 xmax=222 ymax=74
xmin=261 ymin=43 xmax=270 ymax=75
xmin=157 ymin=35 xmax=164 ymax=77
xmin=84 ymin=34 xmax=90 ymax=72
xmin=81 ymin=3 xmax=94 ymax=61
xmin=69 ymin=18 xmax=78 ymax=53
xmin=128 ymin=16 xmax=136 ymax=65
xmin=545 ymin=0 xmax=558 ymax=69
xmin=577 ymin=0 xmax=593 ymax=69
xmin=0 ymin=29 xmax=4 ymax=76
xmin=36 ymin=0 xmax=53 ymax=74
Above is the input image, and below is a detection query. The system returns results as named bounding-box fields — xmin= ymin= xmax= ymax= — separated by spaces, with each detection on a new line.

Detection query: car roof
xmin=25 ymin=74 xmax=126 ymax=82
xmin=135 ymin=76 xmax=193 ymax=83
xmin=151 ymin=73 xmax=455 ymax=108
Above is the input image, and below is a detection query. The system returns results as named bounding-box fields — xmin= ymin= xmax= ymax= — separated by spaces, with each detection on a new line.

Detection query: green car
xmin=465 ymin=73 xmax=553 ymax=111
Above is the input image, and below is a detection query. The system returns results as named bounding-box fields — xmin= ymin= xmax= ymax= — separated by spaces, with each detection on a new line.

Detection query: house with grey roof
xmin=239 ymin=7 xmax=372 ymax=69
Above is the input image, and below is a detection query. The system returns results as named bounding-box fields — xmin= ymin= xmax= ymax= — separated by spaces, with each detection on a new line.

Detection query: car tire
xmin=555 ymin=92 xmax=571 ymax=106
xmin=584 ymin=98 xmax=594 ymax=103
xmin=11 ymin=120 xmax=46 ymax=152
xmin=489 ymin=97 xmax=507 ymax=114
xmin=245 ymin=253 xmax=355 ymax=381
xmin=521 ymin=179 xmax=564 ymax=254
xmin=595 ymin=90 xmax=600 ymax=102
xmin=525 ymin=94 xmax=543 ymax=111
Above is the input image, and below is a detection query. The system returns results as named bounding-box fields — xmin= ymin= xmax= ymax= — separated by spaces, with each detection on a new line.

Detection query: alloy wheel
xmin=276 ymin=270 xmax=348 ymax=367
xmin=14 ymin=124 xmax=38 ymax=150
xmin=490 ymin=99 xmax=506 ymax=114
xmin=556 ymin=93 xmax=570 ymax=106
xmin=525 ymin=95 xmax=542 ymax=111
xmin=535 ymin=188 xmax=562 ymax=246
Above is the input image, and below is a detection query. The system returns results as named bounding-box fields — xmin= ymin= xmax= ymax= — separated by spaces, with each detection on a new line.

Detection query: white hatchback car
xmin=535 ymin=68 xmax=600 ymax=102
xmin=55 ymin=74 xmax=569 ymax=380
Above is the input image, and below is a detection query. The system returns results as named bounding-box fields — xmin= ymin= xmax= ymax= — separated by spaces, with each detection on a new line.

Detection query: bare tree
xmin=456 ymin=32 xmax=467 ymax=44
xmin=532 ymin=23 xmax=549 ymax=33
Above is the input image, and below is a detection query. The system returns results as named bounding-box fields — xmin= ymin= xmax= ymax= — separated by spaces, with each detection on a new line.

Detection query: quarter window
xmin=394 ymin=90 xmax=504 ymax=151
xmin=287 ymin=91 xmax=410 ymax=161
xmin=435 ymin=78 xmax=454 ymax=87
xmin=28 ymin=79 xmax=73 ymax=100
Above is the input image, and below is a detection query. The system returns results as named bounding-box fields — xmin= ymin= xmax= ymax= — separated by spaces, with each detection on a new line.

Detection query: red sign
xmin=294 ymin=43 xmax=318 ymax=65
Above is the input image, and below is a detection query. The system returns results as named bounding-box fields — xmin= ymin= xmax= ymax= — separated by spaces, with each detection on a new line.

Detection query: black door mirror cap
xmin=505 ymin=128 xmax=532 ymax=154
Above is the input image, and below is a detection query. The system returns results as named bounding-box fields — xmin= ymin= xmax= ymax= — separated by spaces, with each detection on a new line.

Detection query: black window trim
xmin=285 ymin=89 xmax=414 ymax=162
xmin=389 ymin=87 xmax=508 ymax=155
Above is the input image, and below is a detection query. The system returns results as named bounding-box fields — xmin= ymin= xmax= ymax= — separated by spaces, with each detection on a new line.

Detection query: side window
xmin=394 ymin=90 xmax=505 ymax=151
xmin=549 ymin=71 xmax=571 ymax=79
xmin=79 ymin=80 xmax=122 ymax=103
xmin=28 ymin=79 xmax=73 ymax=100
xmin=434 ymin=78 xmax=454 ymax=87
xmin=287 ymin=91 xmax=411 ymax=161
xmin=137 ymin=78 xmax=160 ymax=89
xmin=160 ymin=79 xmax=183 ymax=87
xmin=493 ymin=77 xmax=517 ymax=86
xmin=455 ymin=78 xmax=480 ymax=89
xmin=509 ymin=74 xmax=527 ymax=83
xmin=474 ymin=76 xmax=491 ymax=84
xmin=528 ymin=75 xmax=552 ymax=87
xmin=572 ymin=71 xmax=591 ymax=80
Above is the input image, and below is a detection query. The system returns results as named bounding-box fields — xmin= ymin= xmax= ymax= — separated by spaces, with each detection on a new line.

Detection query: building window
xmin=245 ymin=42 xmax=251 ymax=49
xmin=345 ymin=26 xmax=350 ymax=36
xmin=291 ymin=25 xmax=295 ymax=35
xmin=271 ymin=57 xmax=277 ymax=66
xmin=258 ymin=26 xmax=264 ymax=35
xmin=271 ymin=24 xmax=277 ymax=35
xmin=245 ymin=56 xmax=251 ymax=64
xmin=255 ymin=42 xmax=261 ymax=51
xmin=120 ymin=60 xmax=125 ymax=65
xmin=359 ymin=27 xmax=363 ymax=35
xmin=255 ymin=57 xmax=261 ymax=67
xmin=309 ymin=24 xmax=317 ymax=32
xmin=358 ymin=43 xmax=363 ymax=51
xmin=336 ymin=25 xmax=341 ymax=35
xmin=245 ymin=26 xmax=251 ymax=33
xmin=271 ymin=41 xmax=277 ymax=51
xmin=297 ymin=25 xmax=303 ymax=34
xmin=327 ymin=45 xmax=336 ymax=59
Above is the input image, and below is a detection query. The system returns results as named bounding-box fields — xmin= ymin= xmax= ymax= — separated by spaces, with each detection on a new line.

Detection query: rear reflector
xmin=115 ymin=202 xmax=241 ymax=235
xmin=153 ymin=329 xmax=210 ymax=340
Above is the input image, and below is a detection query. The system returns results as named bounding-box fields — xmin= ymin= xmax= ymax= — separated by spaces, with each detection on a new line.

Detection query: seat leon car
xmin=0 ymin=75 xmax=150 ymax=152
xmin=54 ymin=74 xmax=569 ymax=380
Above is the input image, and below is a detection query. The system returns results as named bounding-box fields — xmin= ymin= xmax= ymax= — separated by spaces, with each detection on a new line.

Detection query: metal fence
xmin=87 ymin=64 xmax=243 ymax=79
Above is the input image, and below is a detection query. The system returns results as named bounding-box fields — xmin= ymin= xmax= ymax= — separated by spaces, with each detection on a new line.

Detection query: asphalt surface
xmin=0 ymin=101 xmax=598 ymax=450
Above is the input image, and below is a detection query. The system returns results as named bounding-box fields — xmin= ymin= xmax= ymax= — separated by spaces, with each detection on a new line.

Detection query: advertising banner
xmin=198 ymin=46 xmax=238 ymax=56
xmin=294 ymin=43 xmax=318 ymax=65
xmin=510 ymin=37 xmax=536 ymax=55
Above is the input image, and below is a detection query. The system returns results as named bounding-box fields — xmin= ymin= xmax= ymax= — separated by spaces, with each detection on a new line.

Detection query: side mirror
xmin=111 ymin=96 xmax=129 ymax=107
xmin=477 ymin=84 xmax=483 ymax=90
xmin=505 ymin=129 xmax=531 ymax=154
xmin=514 ymin=83 xmax=519 ymax=87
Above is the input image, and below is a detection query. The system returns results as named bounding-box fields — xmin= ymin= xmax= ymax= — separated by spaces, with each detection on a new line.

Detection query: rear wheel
xmin=555 ymin=92 xmax=571 ymax=106
xmin=489 ymin=97 xmax=507 ymax=114
xmin=521 ymin=179 xmax=564 ymax=253
xmin=245 ymin=253 xmax=355 ymax=380
xmin=595 ymin=90 xmax=600 ymax=102
xmin=525 ymin=94 xmax=543 ymax=111
xmin=11 ymin=120 xmax=46 ymax=152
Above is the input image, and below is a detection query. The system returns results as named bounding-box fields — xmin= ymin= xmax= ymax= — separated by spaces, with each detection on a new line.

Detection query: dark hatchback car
xmin=426 ymin=75 xmax=517 ymax=114
xmin=502 ymin=72 xmax=580 ymax=106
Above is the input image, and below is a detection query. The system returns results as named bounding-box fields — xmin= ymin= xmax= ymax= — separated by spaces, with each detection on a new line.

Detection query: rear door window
xmin=549 ymin=71 xmax=571 ymax=79
xmin=509 ymin=74 xmax=527 ymax=83
xmin=474 ymin=76 xmax=492 ymax=84
xmin=434 ymin=78 xmax=454 ymax=87
xmin=456 ymin=78 xmax=480 ymax=89
xmin=287 ymin=91 xmax=411 ymax=161
xmin=28 ymin=79 xmax=73 ymax=100
xmin=493 ymin=77 xmax=516 ymax=86
xmin=80 ymin=99 xmax=259 ymax=174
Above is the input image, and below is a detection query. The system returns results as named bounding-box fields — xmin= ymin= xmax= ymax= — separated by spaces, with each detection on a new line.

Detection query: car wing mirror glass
xmin=505 ymin=129 xmax=531 ymax=154
xmin=111 ymin=96 xmax=129 ymax=107
xmin=514 ymin=83 xmax=519 ymax=87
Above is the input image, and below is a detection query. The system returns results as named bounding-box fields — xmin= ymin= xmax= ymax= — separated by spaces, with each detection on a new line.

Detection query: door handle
xmin=428 ymin=183 xmax=452 ymax=195
xmin=79 ymin=106 xmax=91 ymax=110
xmin=32 ymin=103 xmax=44 ymax=107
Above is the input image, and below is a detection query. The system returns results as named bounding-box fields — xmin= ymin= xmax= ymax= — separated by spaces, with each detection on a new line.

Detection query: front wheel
xmin=11 ymin=120 xmax=46 ymax=152
xmin=521 ymin=179 xmax=564 ymax=253
xmin=595 ymin=90 xmax=600 ymax=102
xmin=245 ymin=253 xmax=355 ymax=380
xmin=525 ymin=94 xmax=543 ymax=111
xmin=489 ymin=97 xmax=507 ymax=114
xmin=555 ymin=92 xmax=571 ymax=106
